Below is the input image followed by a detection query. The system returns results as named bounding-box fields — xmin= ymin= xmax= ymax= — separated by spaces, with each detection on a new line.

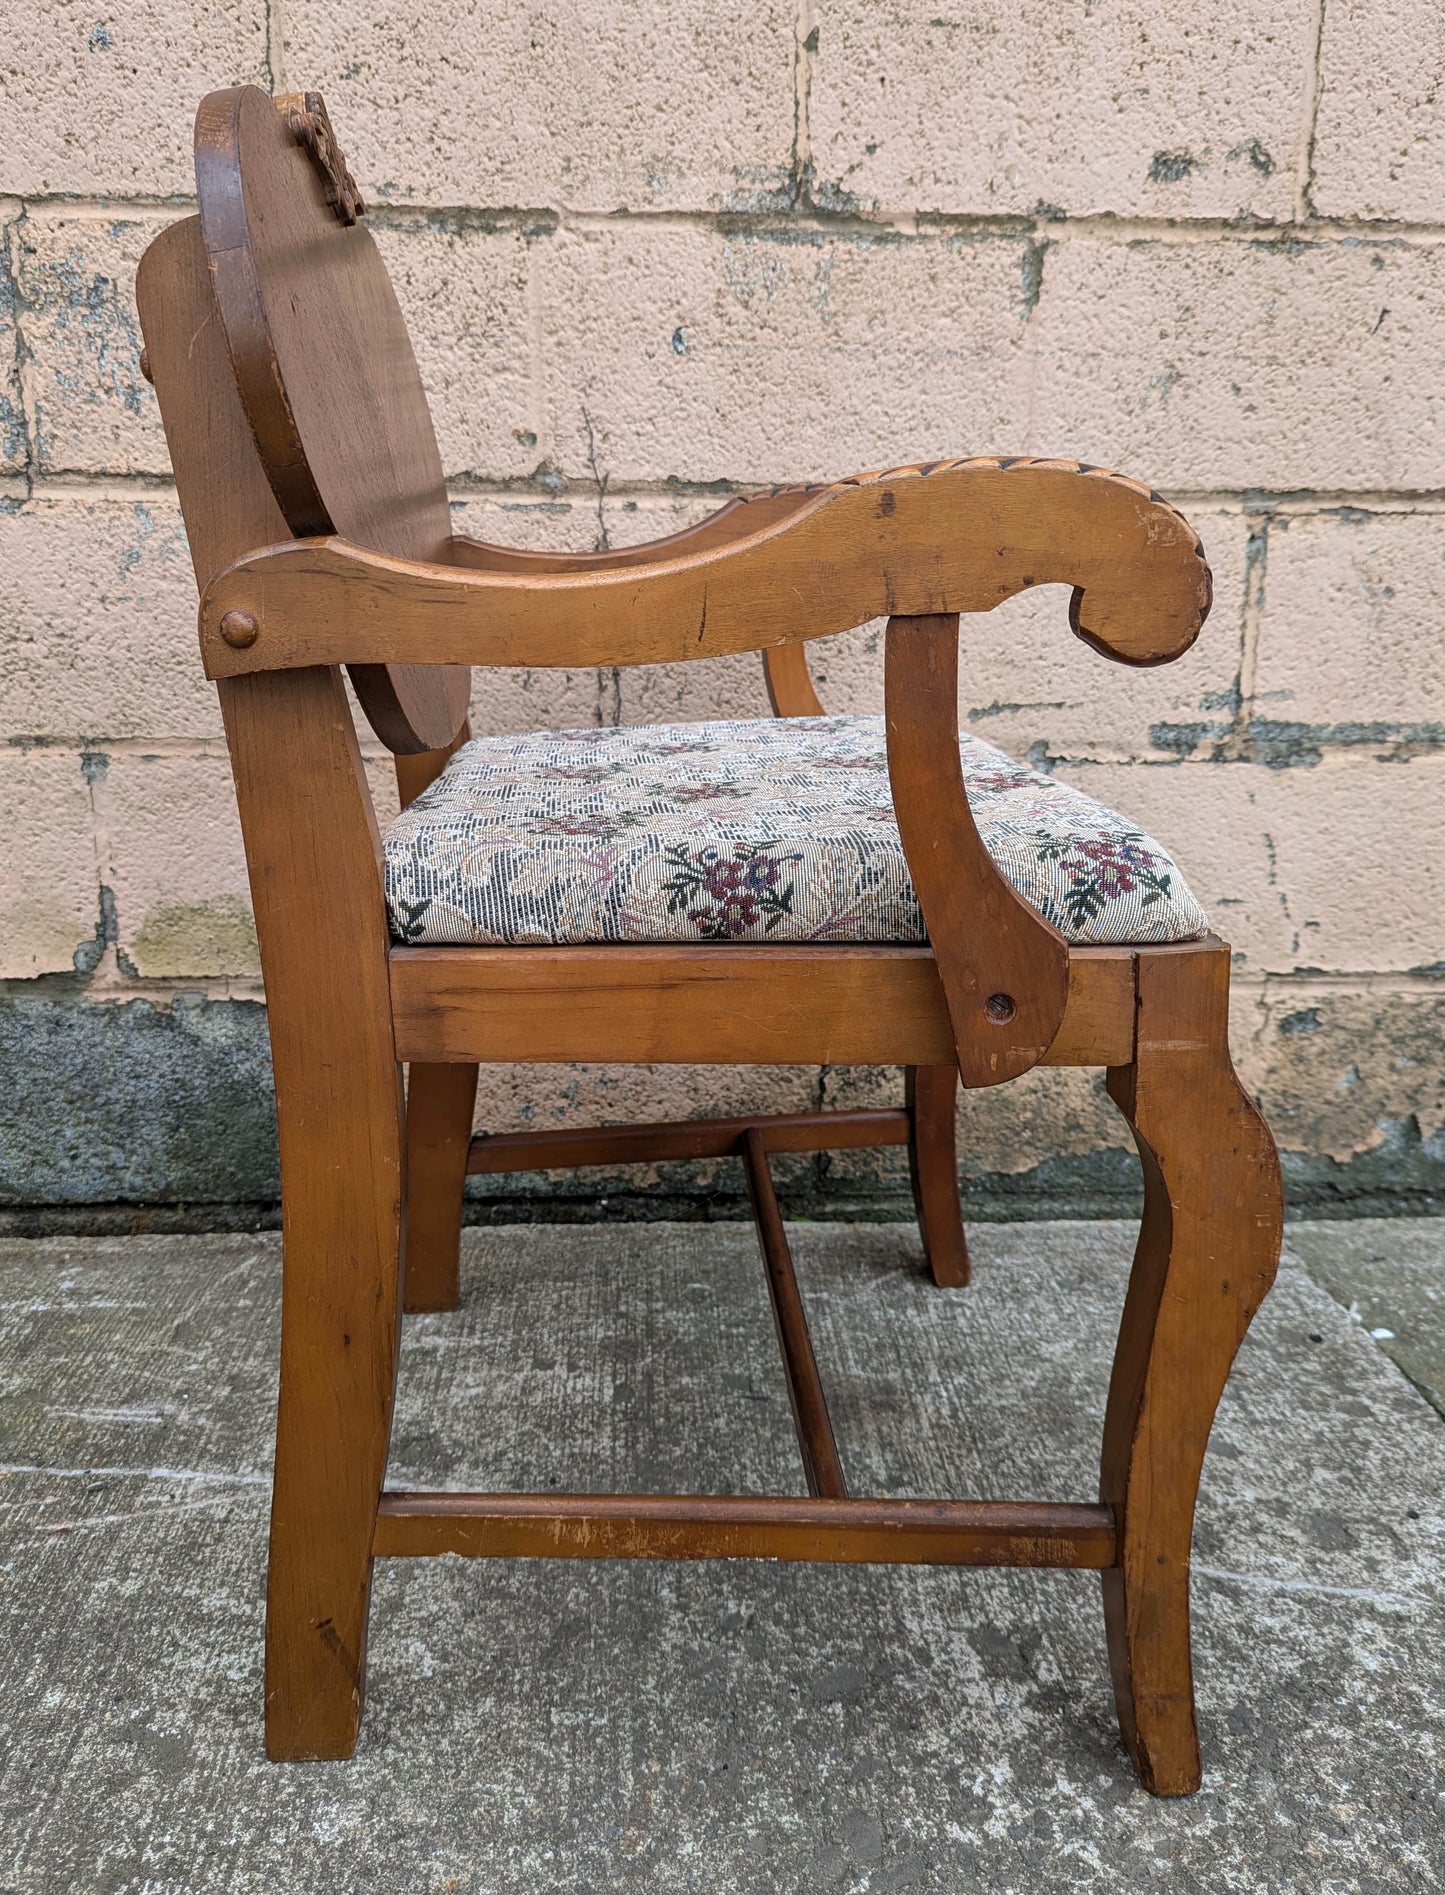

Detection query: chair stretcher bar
xmin=465 ymin=1106 xmax=911 ymax=1176
xmin=372 ymin=1492 xmax=1118 ymax=1567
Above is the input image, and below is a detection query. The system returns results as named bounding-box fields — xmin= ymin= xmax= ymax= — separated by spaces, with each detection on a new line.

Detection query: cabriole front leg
xmin=1101 ymin=940 xmax=1282 ymax=1794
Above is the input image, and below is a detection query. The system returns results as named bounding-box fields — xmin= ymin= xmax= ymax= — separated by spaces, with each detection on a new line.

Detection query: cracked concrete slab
xmin=0 ymin=1219 xmax=1442 ymax=1891
xmin=1285 ymin=1216 xmax=1445 ymax=1421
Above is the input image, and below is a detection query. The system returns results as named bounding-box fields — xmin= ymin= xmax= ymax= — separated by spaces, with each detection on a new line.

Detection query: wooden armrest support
xmin=885 ymin=613 xmax=1070 ymax=1085
xmin=197 ymin=456 xmax=1210 ymax=679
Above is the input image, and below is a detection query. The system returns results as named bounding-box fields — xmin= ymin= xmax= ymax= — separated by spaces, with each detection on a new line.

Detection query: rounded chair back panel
xmin=195 ymin=84 xmax=469 ymax=753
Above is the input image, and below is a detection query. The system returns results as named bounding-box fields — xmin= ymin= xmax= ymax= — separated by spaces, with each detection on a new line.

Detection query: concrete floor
xmin=0 ymin=1216 xmax=1442 ymax=1893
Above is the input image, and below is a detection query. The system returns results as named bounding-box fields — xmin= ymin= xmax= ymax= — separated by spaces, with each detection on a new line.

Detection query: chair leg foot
xmin=1101 ymin=944 xmax=1282 ymax=1795
xmin=402 ymin=1062 xmax=478 ymax=1313
xmin=906 ymin=1064 xmax=969 ymax=1287
xmin=264 ymin=1069 xmax=407 ymax=1762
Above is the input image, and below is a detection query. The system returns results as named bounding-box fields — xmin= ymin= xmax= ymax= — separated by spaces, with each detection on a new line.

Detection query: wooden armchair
xmin=135 ymin=86 xmax=1282 ymax=1795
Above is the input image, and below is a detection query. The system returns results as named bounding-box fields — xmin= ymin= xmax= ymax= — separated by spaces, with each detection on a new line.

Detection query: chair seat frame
xmin=135 ymin=88 xmax=1283 ymax=1799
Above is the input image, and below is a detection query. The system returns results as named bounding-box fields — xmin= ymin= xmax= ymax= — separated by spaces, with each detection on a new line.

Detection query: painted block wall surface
xmin=1 ymin=5 xmax=1443 ymax=1219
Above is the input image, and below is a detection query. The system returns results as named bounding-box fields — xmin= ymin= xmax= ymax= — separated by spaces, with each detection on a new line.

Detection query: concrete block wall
xmin=2 ymin=1 xmax=1443 ymax=1224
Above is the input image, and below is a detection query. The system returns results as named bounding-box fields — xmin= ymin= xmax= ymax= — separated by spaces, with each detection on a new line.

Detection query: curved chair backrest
xmin=192 ymin=85 xmax=469 ymax=755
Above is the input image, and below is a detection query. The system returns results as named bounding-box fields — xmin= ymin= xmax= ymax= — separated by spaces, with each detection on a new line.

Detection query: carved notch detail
xmin=275 ymin=90 xmax=365 ymax=224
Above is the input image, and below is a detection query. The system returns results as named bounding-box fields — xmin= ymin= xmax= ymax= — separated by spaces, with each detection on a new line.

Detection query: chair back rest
xmin=190 ymin=85 xmax=469 ymax=754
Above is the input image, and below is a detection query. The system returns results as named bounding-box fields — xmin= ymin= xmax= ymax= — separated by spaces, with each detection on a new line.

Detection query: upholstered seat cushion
xmin=383 ymin=714 xmax=1206 ymax=949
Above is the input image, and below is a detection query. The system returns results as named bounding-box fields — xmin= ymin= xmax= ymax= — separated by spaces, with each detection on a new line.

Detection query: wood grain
xmin=743 ymin=1130 xmax=848 ymax=1499
xmin=198 ymin=458 xmax=1212 ymax=679
xmin=449 ymin=488 xmax=820 ymax=573
xmin=886 ymin=613 xmax=1070 ymax=1085
xmin=388 ymin=944 xmax=1137 ymax=1068
xmin=139 ymin=205 xmax=405 ymax=1763
xmin=139 ymin=114 xmax=1272 ymax=1797
xmin=194 ymin=84 xmax=468 ymax=753
xmin=466 ymin=1107 xmax=911 ymax=1174
xmin=373 ymin=1492 xmax=1119 ymax=1568
xmin=763 ymin=641 xmax=825 ymax=716
xmin=1101 ymin=938 xmax=1283 ymax=1795
xmin=222 ymin=669 xmax=405 ymax=1763
xmin=906 ymin=1065 xmax=969 ymax=1287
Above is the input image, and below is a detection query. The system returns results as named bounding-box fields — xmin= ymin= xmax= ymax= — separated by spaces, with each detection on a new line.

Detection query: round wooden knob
xmin=219 ymin=609 xmax=259 ymax=649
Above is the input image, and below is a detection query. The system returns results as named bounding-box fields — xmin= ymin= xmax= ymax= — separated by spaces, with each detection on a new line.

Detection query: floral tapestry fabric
xmin=383 ymin=715 xmax=1208 ymax=949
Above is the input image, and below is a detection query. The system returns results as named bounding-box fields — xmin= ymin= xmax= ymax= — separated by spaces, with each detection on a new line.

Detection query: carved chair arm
xmin=197 ymin=457 xmax=1210 ymax=681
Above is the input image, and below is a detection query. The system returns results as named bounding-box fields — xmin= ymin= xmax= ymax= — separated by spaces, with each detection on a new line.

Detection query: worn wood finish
xmin=135 ymin=217 xmax=290 ymax=589
xmin=394 ymin=720 xmax=471 ymax=809
xmin=886 ymin=614 xmax=1071 ymax=1086
xmin=198 ymin=457 xmax=1212 ymax=680
xmin=139 ymin=90 xmax=1280 ymax=1795
xmin=400 ymin=1061 xmax=477 ymax=1315
xmin=222 ymin=672 xmax=405 ymax=1761
xmin=906 ymin=1065 xmax=969 ymax=1287
xmin=372 ymin=1492 xmax=1119 ymax=1568
xmin=1101 ymin=939 xmax=1283 ymax=1795
xmin=763 ymin=641 xmax=825 ymax=716
xmin=195 ymin=85 xmax=468 ymax=753
xmin=389 ymin=944 xmax=1136 ymax=1069
xmin=138 ymin=204 xmax=404 ymax=1763
xmin=467 ymin=1107 xmax=911 ymax=1175
xmin=743 ymin=1131 xmax=849 ymax=1499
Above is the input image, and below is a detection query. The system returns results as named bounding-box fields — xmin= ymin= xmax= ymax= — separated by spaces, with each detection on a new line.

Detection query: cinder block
xmin=280 ymin=0 xmax=795 ymax=211
xmin=371 ymin=224 xmax=537 ymax=481
xmin=1233 ymin=986 xmax=1445 ymax=1166
xmin=1034 ymin=237 xmax=1445 ymax=492
xmin=536 ymin=225 xmax=1038 ymax=485
xmin=1077 ymin=752 xmax=1445 ymax=976
xmin=1058 ymin=759 xmax=1295 ymax=973
xmin=16 ymin=213 xmax=169 ymax=476
xmin=0 ymin=749 xmax=100 ymax=977
xmin=810 ymin=0 xmax=1307 ymax=220
xmin=819 ymin=1062 xmax=1126 ymax=1192
xmin=0 ymin=495 xmax=215 ymax=742
xmin=1225 ymin=753 xmax=1445 ymax=976
xmin=1313 ymin=0 xmax=1445 ymax=220
xmin=0 ymin=2 xmax=267 ymax=197
xmin=1252 ymin=509 xmax=1445 ymax=733
xmin=96 ymin=754 xmax=258 ymax=979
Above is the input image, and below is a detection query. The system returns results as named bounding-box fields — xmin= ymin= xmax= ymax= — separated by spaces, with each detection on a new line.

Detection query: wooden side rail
xmin=466 ymin=1106 xmax=912 ymax=1175
xmin=372 ymin=1493 xmax=1119 ymax=1567
xmin=197 ymin=458 xmax=1210 ymax=679
xmin=390 ymin=945 xmax=1138 ymax=1069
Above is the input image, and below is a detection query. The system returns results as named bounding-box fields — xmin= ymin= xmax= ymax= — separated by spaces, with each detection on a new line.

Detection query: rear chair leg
xmin=1101 ymin=944 xmax=1282 ymax=1795
xmin=402 ymin=1063 xmax=479 ymax=1312
xmin=906 ymin=1064 xmax=969 ymax=1287
xmin=265 ymin=1052 xmax=408 ymax=1760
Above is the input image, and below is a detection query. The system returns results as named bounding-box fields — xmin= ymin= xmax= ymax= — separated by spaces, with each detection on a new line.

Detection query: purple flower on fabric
xmin=662 ymin=842 xmax=800 ymax=939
